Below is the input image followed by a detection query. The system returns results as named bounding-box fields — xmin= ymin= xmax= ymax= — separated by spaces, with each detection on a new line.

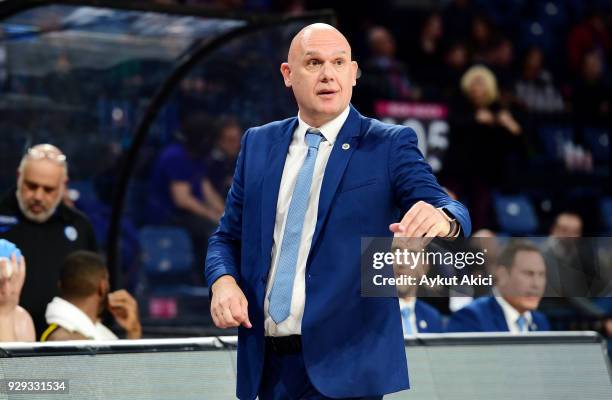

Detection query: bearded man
xmin=0 ymin=144 xmax=97 ymax=335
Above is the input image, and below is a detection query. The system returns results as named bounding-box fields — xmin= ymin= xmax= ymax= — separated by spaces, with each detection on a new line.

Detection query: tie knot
xmin=401 ymin=307 xmax=411 ymax=318
xmin=305 ymin=129 xmax=323 ymax=149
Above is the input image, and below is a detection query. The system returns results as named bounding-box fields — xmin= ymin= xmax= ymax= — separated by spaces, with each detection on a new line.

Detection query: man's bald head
xmin=281 ymin=23 xmax=358 ymax=127
xmin=287 ymin=23 xmax=353 ymax=64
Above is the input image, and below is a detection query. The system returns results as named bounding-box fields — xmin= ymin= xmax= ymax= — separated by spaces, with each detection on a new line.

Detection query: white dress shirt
xmin=264 ymin=106 xmax=350 ymax=337
xmin=493 ymin=289 xmax=533 ymax=334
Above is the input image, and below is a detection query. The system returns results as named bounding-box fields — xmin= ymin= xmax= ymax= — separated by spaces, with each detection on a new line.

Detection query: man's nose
xmin=319 ymin=62 xmax=335 ymax=81
xmin=33 ymin=188 xmax=44 ymax=200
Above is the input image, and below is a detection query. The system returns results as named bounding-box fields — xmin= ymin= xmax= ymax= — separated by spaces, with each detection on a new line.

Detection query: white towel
xmin=45 ymin=297 xmax=118 ymax=340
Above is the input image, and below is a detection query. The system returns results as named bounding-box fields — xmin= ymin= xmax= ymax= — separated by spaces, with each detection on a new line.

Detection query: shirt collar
xmin=296 ymin=106 xmax=350 ymax=145
xmin=493 ymin=288 xmax=533 ymax=326
xmin=398 ymin=297 xmax=416 ymax=312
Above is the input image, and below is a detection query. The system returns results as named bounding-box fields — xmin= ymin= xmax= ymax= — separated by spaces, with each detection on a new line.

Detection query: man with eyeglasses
xmin=0 ymin=144 xmax=97 ymax=336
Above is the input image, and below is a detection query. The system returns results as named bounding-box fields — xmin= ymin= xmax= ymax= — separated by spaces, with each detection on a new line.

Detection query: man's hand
xmin=0 ymin=253 xmax=26 ymax=317
xmin=389 ymin=201 xmax=451 ymax=238
xmin=210 ymin=275 xmax=251 ymax=329
xmin=108 ymin=290 xmax=142 ymax=339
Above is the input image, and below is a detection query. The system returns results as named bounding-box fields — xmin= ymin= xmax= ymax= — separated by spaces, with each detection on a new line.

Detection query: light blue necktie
xmin=268 ymin=129 xmax=323 ymax=324
xmin=401 ymin=307 xmax=413 ymax=335
xmin=516 ymin=315 xmax=528 ymax=332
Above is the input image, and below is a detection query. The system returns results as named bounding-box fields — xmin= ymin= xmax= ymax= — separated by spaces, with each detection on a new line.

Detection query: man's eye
xmin=335 ymin=59 xmax=345 ymax=66
xmin=307 ymin=59 xmax=321 ymax=66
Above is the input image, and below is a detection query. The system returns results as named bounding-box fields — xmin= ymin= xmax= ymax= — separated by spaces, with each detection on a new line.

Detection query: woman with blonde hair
xmin=461 ymin=65 xmax=521 ymax=134
xmin=442 ymin=64 xmax=525 ymax=230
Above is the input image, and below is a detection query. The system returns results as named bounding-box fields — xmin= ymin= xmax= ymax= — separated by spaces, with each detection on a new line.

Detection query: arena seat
xmin=139 ymin=226 xmax=194 ymax=277
xmin=494 ymin=194 xmax=539 ymax=235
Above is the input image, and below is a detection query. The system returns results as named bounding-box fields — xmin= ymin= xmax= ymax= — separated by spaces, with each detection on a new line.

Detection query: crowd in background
xmin=0 ymin=0 xmax=611 ymax=344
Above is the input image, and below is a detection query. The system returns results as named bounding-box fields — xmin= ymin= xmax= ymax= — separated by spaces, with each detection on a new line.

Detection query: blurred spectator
xmin=0 ymin=144 xmax=97 ymax=336
xmin=148 ymin=114 xmax=224 ymax=281
xmin=442 ymin=0 xmax=476 ymax=39
xmin=207 ymin=117 xmax=242 ymax=198
xmin=44 ymin=53 xmax=81 ymax=105
xmin=567 ymin=11 xmax=612 ymax=73
xmin=356 ymin=25 xmax=416 ymax=113
xmin=394 ymin=260 xmax=444 ymax=335
xmin=541 ymin=212 xmax=598 ymax=296
xmin=549 ymin=211 xmax=583 ymax=238
xmin=443 ymin=65 xmax=524 ymax=230
xmin=410 ymin=12 xmax=445 ymax=91
xmin=0 ymin=240 xmax=35 ymax=342
xmin=438 ymin=40 xmax=470 ymax=100
xmin=469 ymin=228 xmax=500 ymax=296
xmin=514 ymin=47 xmax=565 ymax=115
xmin=469 ymin=15 xmax=495 ymax=62
xmin=41 ymin=251 xmax=141 ymax=341
xmin=447 ymin=241 xmax=550 ymax=333
xmin=572 ymin=49 xmax=611 ymax=128
xmin=486 ymin=36 xmax=515 ymax=98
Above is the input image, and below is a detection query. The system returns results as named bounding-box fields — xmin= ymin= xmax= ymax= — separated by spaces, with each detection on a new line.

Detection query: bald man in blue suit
xmin=205 ymin=23 xmax=471 ymax=399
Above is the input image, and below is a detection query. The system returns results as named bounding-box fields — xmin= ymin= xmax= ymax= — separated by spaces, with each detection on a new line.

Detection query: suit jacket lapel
xmin=260 ymin=119 xmax=297 ymax=274
xmin=310 ymin=105 xmax=363 ymax=254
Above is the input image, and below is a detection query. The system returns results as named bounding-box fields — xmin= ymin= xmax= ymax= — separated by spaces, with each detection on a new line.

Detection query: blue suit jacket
xmin=415 ymin=300 xmax=444 ymax=333
xmin=446 ymin=296 xmax=550 ymax=332
xmin=205 ymin=105 xmax=471 ymax=399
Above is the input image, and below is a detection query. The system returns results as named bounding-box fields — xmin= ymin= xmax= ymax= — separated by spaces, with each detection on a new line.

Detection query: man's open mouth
xmin=317 ymin=89 xmax=337 ymax=96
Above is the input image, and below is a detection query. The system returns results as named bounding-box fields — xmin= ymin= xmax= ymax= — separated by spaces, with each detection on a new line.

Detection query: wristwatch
xmin=437 ymin=208 xmax=460 ymax=238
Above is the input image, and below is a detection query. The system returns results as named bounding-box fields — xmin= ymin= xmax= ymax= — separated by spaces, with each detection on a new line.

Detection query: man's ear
xmin=97 ymin=279 xmax=107 ymax=298
xmin=280 ymin=62 xmax=292 ymax=88
xmin=495 ymin=265 xmax=509 ymax=288
xmin=351 ymin=60 xmax=358 ymax=86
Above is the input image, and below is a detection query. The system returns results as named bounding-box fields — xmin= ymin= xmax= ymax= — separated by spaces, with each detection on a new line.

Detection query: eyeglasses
xmin=26 ymin=146 xmax=67 ymax=164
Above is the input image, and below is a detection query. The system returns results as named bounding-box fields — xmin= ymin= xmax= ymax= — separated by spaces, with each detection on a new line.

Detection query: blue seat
xmin=601 ymin=198 xmax=612 ymax=234
xmin=519 ymin=20 xmax=555 ymax=55
xmin=494 ymin=194 xmax=539 ymax=235
xmin=537 ymin=125 xmax=573 ymax=160
xmin=137 ymin=226 xmax=210 ymax=326
xmin=69 ymin=180 xmax=98 ymax=207
xmin=584 ymin=127 xmax=610 ymax=163
xmin=139 ymin=226 xmax=194 ymax=277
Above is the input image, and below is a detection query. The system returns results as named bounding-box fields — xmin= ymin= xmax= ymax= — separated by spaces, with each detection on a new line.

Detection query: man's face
xmin=16 ymin=159 xmax=66 ymax=223
xmin=281 ymin=26 xmax=358 ymax=127
xmin=498 ymin=250 xmax=547 ymax=312
xmin=468 ymin=75 xmax=489 ymax=107
xmin=218 ymin=124 xmax=242 ymax=158
xmin=551 ymin=214 xmax=583 ymax=238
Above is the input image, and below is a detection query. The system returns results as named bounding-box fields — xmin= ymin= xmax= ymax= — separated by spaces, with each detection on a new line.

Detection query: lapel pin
xmin=419 ymin=320 xmax=427 ymax=330
xmin=342 ymin=143 xmax=350 ymax=150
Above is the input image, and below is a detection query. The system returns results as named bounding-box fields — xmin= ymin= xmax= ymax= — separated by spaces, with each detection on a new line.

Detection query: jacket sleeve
xmin=204 ymin=129 xmax=251 ymax=287
xmin=388 ymin=126 xmax=472 ymax=237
